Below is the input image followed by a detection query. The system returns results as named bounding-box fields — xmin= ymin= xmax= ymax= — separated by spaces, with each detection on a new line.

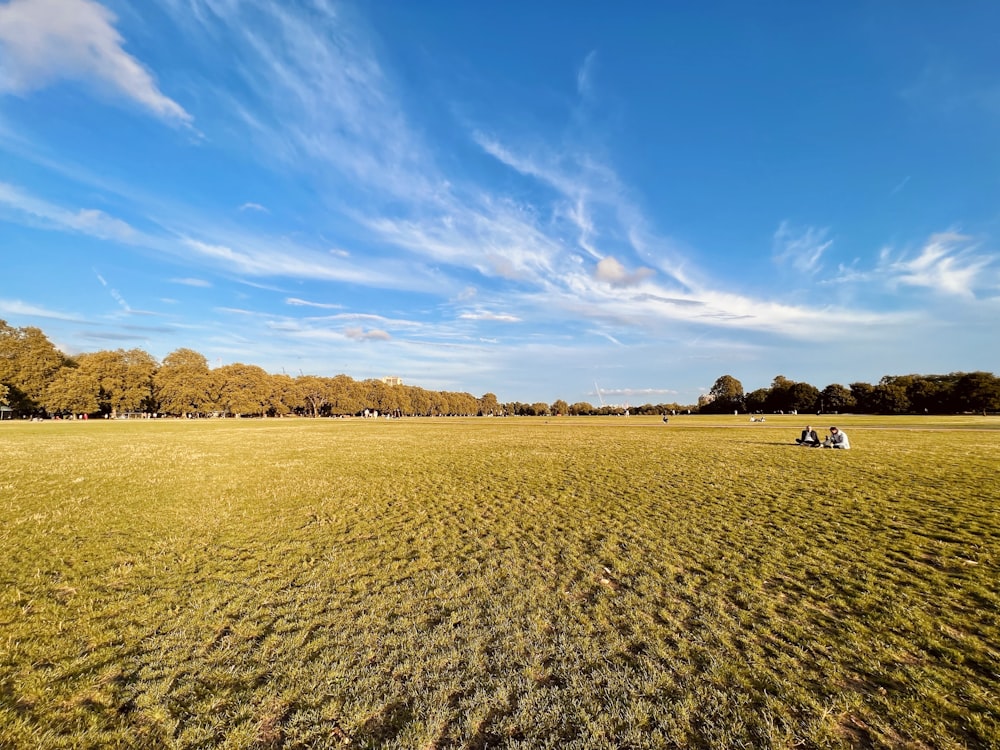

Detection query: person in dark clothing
xmin=795 ymin=425 xmax=820 ymax=446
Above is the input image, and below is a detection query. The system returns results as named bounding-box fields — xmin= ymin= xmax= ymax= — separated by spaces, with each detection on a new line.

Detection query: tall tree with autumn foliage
xmin=0 ymin=320 xmax=67 ymax=413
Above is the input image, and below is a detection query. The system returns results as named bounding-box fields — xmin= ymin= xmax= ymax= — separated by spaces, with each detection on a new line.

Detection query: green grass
xmin=1 ymin=415 xmax=998 ymax=748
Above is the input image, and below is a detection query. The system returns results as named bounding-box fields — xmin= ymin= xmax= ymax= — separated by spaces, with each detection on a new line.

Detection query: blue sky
xmin=1 ymin=0 xmax=998 ymax=405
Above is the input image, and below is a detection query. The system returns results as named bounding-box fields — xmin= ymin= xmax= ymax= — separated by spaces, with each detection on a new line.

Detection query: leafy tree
xmin=569 ymin=401 xmax=594 ymax=415
xmin=788 ymin=382 xmax=820 ymax=413
xmin=405 ymin=385 xmax=432 ymax=417
xmin=764 ymin=375 xmax=795 ymax=413
xmin=441 ymin=391 xmax=478 ymax=416
xmin=393 ymin=386 xmax=413 ymax=417
xmin=77 ymin=348 xmax=157 ymax=417
xmin=906 ymin=376 xmax=948 ymax=414
xmin=849 ymin=382 xmax=878 ymax=413
xmin=875 ymin=377 xmax=911 ymax=414
xmin=268 ymin=373 xmax=297 ymax=416
xmin=744 ymin=388 xmax=769 ymax=413
xmin=296 ymin=375 xmax=330 ymax=417
xmin=478 ymin=392 xmax=500 ymax=416
xmin=820 ymin=384 xmax=854 ymax=413
xmin=329 ymin=374 xmax=364 ymax=416
xmin=706 ymin=374 xmax=744 ymax=413
xmin=44 ymin=366 xmax=100 ymax=415
xmin=375 ymin=381 xmax=403 ymax=414
xmin=213 ymin=363 xmax=273 ymax=416
xmin=550 ymin=399 xmax=569 ymax=416
xmin=0 ymin=320 xmax=67 ymax=413
xmin=954 ymin=371 xmax=1000 ymax=414
xmin=154 ymin=348 xmax=212 ymax=416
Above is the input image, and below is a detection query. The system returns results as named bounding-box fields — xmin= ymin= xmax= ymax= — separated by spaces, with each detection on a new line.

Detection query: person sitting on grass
xmin=796 ymin=425 xmax=820 ymax=446
xmin=822 ymin=426 xmax=850 ymax=449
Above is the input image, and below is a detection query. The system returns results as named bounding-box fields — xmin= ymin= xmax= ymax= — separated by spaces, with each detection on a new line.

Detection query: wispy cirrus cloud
xmin=0 ymin=181 xmax=140 ymax=243
xmin=829 ymin=231 xmax=997 ymax=298
xmin=881 ymin=232 xmax=994 ymax=297
xmin=94 ymin=271 xmax=131 ymax=313
xmin=466 ymin=126 xmax=889 ymax=339
xmin=458 ymin=310 xmax=522 ymax=322
xmin=773 ymin=221 xmax=832 ymax=274
xmin=576 ymin=50 xmax=598 ymax=99
xmin=285 ymin=297 xmax=342 ymax=310
xmin=0 ymin=0 xmax=191 ymax=124
xmin=596 ymin=386 xmax=678 ymax=397
xmin=161 ymin=0 xmax=430 ymax=200
xmin=170 ymin=277 xmax=212 ymax=288
xmin=238 ymin=202 xmax=269 ymax=213
xmin=174 ymin=234 xmax=439 ymax=292
xmin=471 ymin=127 xmax=695 ymax=293
xmin=0 ymin=297 xmax=80 ymax=320
xmin=364 ymin=199 xmax=563 ymax=284
xmin=901 ymin=61 xmax=1000 ymax=120
xmin=0 ymin=178 xmax=445 ymax=296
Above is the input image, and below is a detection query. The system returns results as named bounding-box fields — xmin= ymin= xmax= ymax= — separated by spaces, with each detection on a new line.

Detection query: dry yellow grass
xmin=1 ymin=415 xmax=997 ymax=748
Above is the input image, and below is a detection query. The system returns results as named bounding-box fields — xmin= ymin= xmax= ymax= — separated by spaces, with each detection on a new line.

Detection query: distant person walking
xmin=796 ymin=426 xmax=820 ymax=446
xmin=822 ymin=426 xmax=850 ymax=449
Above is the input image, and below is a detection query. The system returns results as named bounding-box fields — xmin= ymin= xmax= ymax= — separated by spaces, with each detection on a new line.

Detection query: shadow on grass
xmin=357 ymin=699 xmax=414 ymax=745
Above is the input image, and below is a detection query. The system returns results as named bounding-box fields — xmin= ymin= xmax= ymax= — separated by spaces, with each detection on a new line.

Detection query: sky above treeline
xmin=1 ymin=0 xmax=998 ymax=405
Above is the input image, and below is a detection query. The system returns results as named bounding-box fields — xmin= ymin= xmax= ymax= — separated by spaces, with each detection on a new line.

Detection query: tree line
xmin=0 ymin=321 xmax=500 ymax=418
xmin=702 ymin=372 xmax=1000 ymax=416
xmin=1 ymin=320 xmax=997 ymax=418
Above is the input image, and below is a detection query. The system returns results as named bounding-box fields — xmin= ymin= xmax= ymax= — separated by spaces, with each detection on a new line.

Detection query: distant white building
xmin=381 ymin=376 xmax=403 ymax=386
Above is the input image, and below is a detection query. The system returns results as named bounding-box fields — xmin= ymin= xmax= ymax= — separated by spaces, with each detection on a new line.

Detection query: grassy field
xmin=1 ymin=415 xmax=997 ymax=749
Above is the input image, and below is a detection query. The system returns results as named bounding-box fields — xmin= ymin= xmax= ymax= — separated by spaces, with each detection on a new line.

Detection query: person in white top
xmin=823 ymin=426 xmax=850 ymax=449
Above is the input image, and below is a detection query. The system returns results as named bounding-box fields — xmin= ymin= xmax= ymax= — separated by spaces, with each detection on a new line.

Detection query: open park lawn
xmin=1 ymin=416 xmax=997 ymax=748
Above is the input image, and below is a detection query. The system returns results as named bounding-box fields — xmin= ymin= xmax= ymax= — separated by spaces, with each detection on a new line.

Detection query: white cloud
xmin=0 ymin=179 xmax=450 ymax=295
xmin=365 ymin=198 xmax=562 ymax=284
xmin=459 ymin=310 xmax=522 ymax=322
xmin=473 ymin=132 xmax=695 ymax=291
xmin=0 ymin=181 xmax=141 ymax=243
xmin=238 ymin=202 xmax=269 ymax=213
xmin=889 ymin=176 xmax=910 ymax=196
xmin=0 ymin=0 xmax=192 ymax=124
xmin=94 ymin=270 xmax=130 ymax=311
xmin=343 ymin=327 xmax=391 ymax=341
xmin=594 ymin=256 xmax=655 ymax=287
xmin=598 ymin=387 xmax=678 ymax=397
xmin=883 ymin=232 xmax=993 ymax=297
xmin=828 ymin=231 xmax=997 ymax=298
xmin=0 ymin=298 xmax=80 ymax=320
xmin=285 ymin=297 xmax=342 ymax=310
xmin=170 ymin=277 xmax=212 ymax=288
xmin=773 ymin=221 xmax=832 ymax=274
xmin=577 ymin=50 xmax=598 ymax=98
xmin=473 ymin=131 xmax=582 ymax=198
xmin=179 ymin=235 xmax=440 ymax=291
xmin=68 ymin=208 xmax=137 ymax=242
xmin=160 ymin=0 xmax=429 ymax=199
xmin=592 ymin=331 xmax=623 ymax=346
